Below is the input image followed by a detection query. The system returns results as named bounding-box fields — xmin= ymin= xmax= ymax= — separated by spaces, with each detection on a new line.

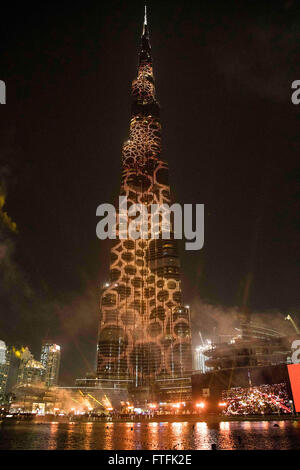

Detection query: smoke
xmin=0 ymin=176 xmax=99 ymax=380
xmin=191 ymin=297 xmax=296 ymax=347
xmin=54 ymin=283 xmax=99 ymax=338
xmin=53 ymin=283 xmax=99 ymax=382
xmin=207 ymin=10 xmax=298 ymax=103
xmin=191 ymin=299 xmax=239 ymax=344
xmin=0 ymin=146 xmax=21 ymax=293
xmin=0 ymin=242 xmax=8 ymax=263
xmin=0 ymin=128 xmax=99 ymax=384
xmin=0 ymin=131 xmax=36 ymax=327
xmin=0 ymin=191 xmax=17 ymax=234
xmin=0 ymin=130 xmax=55 ymax=360
xmin=0 ymin=130 xmax=21 ymax=282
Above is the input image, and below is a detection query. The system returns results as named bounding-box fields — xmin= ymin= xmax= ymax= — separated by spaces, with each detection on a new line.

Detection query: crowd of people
xmin=221 ymin=383 xmax=292 ymax=415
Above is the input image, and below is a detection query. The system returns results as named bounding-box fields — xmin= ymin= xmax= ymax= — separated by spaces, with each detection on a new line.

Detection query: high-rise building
xmin=0 ymin=340 xmax=10 ymax=402
xmin=0 ymin=340 xmax=6 ymax=364
xmin=40 ymin=340 xmax=61 ymax=387
xmin=17 ymin=347 xmax=45 ymax=386
xmin=97 ymin=8 xmax=192 ymax=402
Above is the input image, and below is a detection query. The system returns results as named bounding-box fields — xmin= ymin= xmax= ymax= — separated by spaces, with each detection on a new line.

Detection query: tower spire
xmin=142 ymin=4 xmax=149 ymax=37
xmin=97 ymin=7 xmax=192 ymax=403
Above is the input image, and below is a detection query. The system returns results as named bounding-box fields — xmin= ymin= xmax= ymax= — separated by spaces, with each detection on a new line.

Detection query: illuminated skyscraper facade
xmin=17 ymin=347 xmax=45 ymax=386
xmin=40 ymin=340 xmax=61 ymax=387
xmin=0 ymin=340 xmax=10 ymax=403
xmin=97 ymin=9 xmax=192 ymax=401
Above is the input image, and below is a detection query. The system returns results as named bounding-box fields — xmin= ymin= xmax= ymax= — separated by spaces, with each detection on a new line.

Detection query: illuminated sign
xmin=288 ymin=364 xmax=300 ymax=412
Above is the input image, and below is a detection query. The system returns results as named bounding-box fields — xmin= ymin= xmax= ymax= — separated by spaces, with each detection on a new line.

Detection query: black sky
xmin=0 ymin=0 xmax=299 ymax=384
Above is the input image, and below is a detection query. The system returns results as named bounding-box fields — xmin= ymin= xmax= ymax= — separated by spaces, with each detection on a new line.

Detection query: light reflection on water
xmin=0 ymin=420 xmax=300 ymax=450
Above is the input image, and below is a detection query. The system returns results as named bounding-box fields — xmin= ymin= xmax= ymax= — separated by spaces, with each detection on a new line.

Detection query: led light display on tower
xmin=97 ymin=8 xmax=192 ymax=397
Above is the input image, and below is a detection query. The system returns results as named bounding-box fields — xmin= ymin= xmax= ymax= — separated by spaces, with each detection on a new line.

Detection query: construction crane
xmin=285 ymin=314 xmax=300 ymax=334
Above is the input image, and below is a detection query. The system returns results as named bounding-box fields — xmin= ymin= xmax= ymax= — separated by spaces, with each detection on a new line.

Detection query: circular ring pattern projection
xmin=97 ymin=23 xmax=192 ymax=386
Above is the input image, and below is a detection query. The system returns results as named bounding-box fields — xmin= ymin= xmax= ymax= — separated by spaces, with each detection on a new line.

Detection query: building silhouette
xmin=97 ymin=8 xmax=192 ymax=402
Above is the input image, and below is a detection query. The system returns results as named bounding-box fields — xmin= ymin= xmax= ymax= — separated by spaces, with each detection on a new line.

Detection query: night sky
xmin=0 ymin=0 xmax=299 ymax=385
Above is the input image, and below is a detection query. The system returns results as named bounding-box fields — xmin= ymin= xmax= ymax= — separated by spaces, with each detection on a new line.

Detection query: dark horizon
xmin=0 ymin=0 xmax=299 ymax=385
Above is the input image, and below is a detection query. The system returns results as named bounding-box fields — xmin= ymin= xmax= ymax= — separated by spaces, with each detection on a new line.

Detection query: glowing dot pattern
xmin=97 ymin=27 xmax=192 ymax=388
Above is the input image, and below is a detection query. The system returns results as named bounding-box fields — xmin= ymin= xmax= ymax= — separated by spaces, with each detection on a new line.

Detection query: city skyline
xmin=0 ymin=1 xmax=300 ymax=453
xmin=0 ymin=1 xmax=299 ymax=385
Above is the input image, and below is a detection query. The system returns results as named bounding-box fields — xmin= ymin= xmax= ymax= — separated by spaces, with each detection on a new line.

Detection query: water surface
xmin=1 ymin=420 xmax=300 ymax=450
